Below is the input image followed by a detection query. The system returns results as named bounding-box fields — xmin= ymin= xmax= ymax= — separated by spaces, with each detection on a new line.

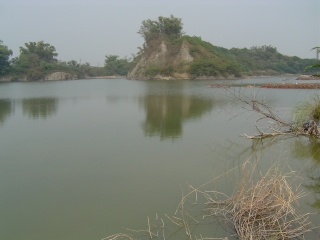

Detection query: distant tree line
xmin=0 ymin=40 xmax=131 ymax=81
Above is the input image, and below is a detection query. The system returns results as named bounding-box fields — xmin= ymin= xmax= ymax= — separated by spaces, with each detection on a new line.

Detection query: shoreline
xmin=85 ymin=76 xmax=125 ymax=79
xmin=0 ymin=75 xmax=126 ymax=82
xmin=1 ymin=73 xmax=318 ymax=83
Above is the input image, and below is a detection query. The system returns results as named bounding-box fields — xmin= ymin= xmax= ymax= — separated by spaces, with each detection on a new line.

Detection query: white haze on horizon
xmin=0 ymin=0 xmax=319 ymax=66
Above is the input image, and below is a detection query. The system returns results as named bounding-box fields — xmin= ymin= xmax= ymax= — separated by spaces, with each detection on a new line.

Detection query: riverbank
xmin=296 ymin=74 xmax=320 ymax=80
xmin=85 ymin=75 xmax=125 ymax=79
xmin=0 ymin=73 xmax=125 ymax=82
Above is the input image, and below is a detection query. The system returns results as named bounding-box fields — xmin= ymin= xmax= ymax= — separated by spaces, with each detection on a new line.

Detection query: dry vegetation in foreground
xmin=203 ymin=164 xmax=312 ymax=239
xmin=102 ymin=157 xmax=316 ymax=240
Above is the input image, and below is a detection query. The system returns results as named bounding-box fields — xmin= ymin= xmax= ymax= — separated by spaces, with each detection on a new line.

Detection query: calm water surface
xmin=0 ymin=77 xmax=319 ymax=239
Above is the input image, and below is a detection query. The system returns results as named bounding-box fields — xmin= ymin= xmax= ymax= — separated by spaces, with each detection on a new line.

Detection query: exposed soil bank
xmin=260 ymin=83 xmax=320 ymax=89
xmin=296 ymin=74 xmax=320 ymax=80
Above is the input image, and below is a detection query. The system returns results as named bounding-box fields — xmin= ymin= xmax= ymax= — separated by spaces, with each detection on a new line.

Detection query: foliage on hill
xmin=176 ymin=35 xmax=242 ymax=78
xmin=229 ymin=45 xmax=317 ymax=75
xmin=132 ymin=35 xmax=317 ymax=79
xmin=129 ymin=15 xmax=318 ymax=80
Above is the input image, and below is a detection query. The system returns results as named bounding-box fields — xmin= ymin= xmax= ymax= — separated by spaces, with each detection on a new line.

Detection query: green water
xmin=0 ymin=77 xmax=319 ymax=239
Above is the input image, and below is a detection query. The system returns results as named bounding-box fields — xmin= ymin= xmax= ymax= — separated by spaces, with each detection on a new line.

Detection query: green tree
xmin=104 ymin=55 xmax=130 ymax=76
xmin=19 ymin=41 xmax=58 ymax=62
xmin=0 ymin=40 xmax=13 ymax=76
xmin=80 ymin=62 xmax=92 ymax=76
xmin=67 ymin=60 xmax=79 ymax=68
xmin=138 ymin=15 xmax=183 ymax=43
xmin=305 ymin=47 xmax=320 ymax=77
xmin=11 ymin=41 xmax=59 ymax=80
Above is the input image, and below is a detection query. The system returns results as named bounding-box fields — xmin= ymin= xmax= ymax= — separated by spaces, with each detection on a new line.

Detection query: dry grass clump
xmin=203 ymin=164 xmax=313 ymax=240
xmin=235 ymin=173 xmax=309 ymax=239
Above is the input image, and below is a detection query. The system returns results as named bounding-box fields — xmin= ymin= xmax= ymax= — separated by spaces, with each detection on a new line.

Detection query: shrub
xmin=145 ymin=65 xmax=161 ymax=76
xmin=292 ymin=95 xmax=320 ymax=130
xmin=145 ymin=65 xmax=174 ymax=76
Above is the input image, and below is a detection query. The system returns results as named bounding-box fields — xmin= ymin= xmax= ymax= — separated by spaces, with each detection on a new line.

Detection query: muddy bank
xmin=260 ymin=83 xmax=320 ymax=89
xmin=296 ymin=74 xmax=320 ymax=80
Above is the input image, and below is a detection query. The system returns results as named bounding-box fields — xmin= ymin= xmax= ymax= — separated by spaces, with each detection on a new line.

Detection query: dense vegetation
xmin=104 ymin=55 xmax=131 ymax=76
xmin=177 ymin=35 xmax=242 ymax=77
xmin=0 ymin=40 xmax=130 ymax=81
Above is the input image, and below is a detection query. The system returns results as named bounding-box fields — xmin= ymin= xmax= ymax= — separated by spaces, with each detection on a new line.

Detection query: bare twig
xmin=226 ymin=88 xmax=320 ymax=139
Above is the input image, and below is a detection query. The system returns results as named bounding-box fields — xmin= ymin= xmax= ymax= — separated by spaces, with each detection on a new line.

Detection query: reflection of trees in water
xmin=0 ymin=99 xmax=13 ymax=124
xmin=291 ymin=138 xmax=320 ymax=163
xmin=140 ymin=94 xmax=214 ymax=140
xmin=305 ymin=175 xmax=320 ymax=211
xmin=292 ymin=138 xmax=320 ymax=211
xmin=22 ymin=98 xmax=58 ymax=119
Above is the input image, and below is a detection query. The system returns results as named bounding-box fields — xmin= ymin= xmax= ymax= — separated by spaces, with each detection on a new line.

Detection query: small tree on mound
xmin=138 ymin=15 xmax=184 ymax=44
xmin=305 ymin=47 xmax=320 ymax=78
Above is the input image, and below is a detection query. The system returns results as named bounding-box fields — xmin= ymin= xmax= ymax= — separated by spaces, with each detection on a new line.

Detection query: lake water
xmin=0 ymin=77 xmax=319 ymax=239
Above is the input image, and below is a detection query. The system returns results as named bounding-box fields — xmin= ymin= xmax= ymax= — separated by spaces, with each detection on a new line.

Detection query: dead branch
xmin=226 ymin=88 xmax=320 ymax=139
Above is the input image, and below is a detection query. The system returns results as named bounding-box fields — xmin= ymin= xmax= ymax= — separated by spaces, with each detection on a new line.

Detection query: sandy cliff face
xmin=176 ymin=42 xmax=193 ymax=63
xmin=44 ymin=72 xmax=77 ymax=81
xmin=127 ymin=40 xmax=193 ymax=80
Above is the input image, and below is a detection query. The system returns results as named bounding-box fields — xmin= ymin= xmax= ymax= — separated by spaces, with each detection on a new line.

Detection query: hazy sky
xmin=1 ymin=0 xmax=319 ymax=66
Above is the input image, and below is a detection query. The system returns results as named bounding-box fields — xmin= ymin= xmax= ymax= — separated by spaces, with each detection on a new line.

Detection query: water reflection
xmin=21 ymin=98 xmax=58 ymax=119
xmin=291 ymin=138 xmax=320 ymax=163
xmin=140 ymin=94 xmax=214 ymax=140
xmin=0 ymin=99 xmax=13 ymax=124
xmin=291 ymin=138 xmax=320 ymax=211
xmin=305 ymin=175 xmax=320 ymax=211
